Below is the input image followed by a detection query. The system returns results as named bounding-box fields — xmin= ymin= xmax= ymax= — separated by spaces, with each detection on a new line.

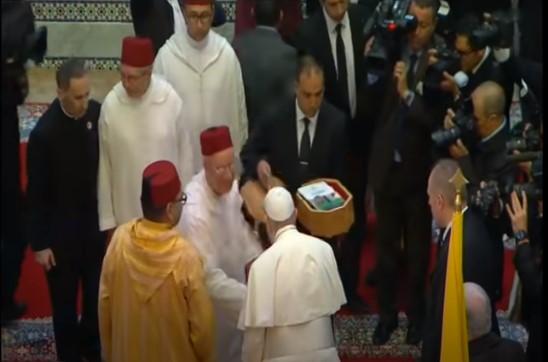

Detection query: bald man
xmin=465 ymin=282 xmax=526 ymax=362
xmin=422 ymin=159 xmax=500 ymax=362
xmin=240 ymin=187 xmax=346 ymax=362
xmin=443 ymin=80 xmax=518 ymax=303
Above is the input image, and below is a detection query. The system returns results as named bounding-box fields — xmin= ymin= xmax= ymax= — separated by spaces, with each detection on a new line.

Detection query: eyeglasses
xmin=120 ymin=70 xmax=148 ymax=82
xmin=214 ymin=163 xmax=235 ymax=175
xmin=173 ymin=193 xmax=188 ymax=206
xmin=186 ymin=12 xmax=212 ymax=24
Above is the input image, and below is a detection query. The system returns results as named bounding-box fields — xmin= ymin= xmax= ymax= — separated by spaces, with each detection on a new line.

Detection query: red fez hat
xmin=121 ymin=37 xmax=154 ymax=68
xmin=182 ymin=0 xmax=213 ymax=5
xmin=200 ymin=126 xmax=233 ymax=156
xmin=141 ymin=161 xmax=181 ymax=208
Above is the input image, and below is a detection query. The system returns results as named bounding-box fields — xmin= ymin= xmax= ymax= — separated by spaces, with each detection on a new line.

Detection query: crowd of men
xmin=1 ymin=0 xmax=542 ymax=362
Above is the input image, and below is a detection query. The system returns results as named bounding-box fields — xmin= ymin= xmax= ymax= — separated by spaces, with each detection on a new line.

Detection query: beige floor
xmin=27 ymin=68 xmax=119 ymax=104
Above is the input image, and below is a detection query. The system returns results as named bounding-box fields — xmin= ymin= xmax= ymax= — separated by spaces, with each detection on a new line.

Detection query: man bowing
xmin=98 ymin=36 xmax=193 ymax=239
xmin=154 ymin=0 xmax=248 ymax=175
xmin=240 ymin=187 xmax=346 ymax=362
xmin=179 ymin=126 xmax=263 ymax=362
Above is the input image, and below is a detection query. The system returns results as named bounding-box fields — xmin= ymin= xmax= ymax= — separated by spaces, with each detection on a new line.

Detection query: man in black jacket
xmin=359 ymin=0 xmax=447 ymax=345
xmin=506 ymin=191 xmax=542 ymax=362
xmin=422 ymin=159 xmax=500 ymax=362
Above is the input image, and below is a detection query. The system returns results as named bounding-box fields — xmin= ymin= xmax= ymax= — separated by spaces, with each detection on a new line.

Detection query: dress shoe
xmin=406 ymin=322 xmax=423 ymax=345
xmin=372 ymin=319 xmax=398 ymax=345
xmin=365 ymin=268 xmax=378 ymax=287
xmin=1 ymin=301 xmax=27 ymax=325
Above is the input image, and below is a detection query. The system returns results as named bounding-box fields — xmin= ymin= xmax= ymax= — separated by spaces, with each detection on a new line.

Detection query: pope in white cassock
xmin=154 ymin=0 xmax=248 ymax=175
xmin=97 ymin=36 xmax=194 ymax=236
xmin=240 ymin=187 xmax=347 ymax=362
xmin=179 ymin=125 xmax=263 ymax=362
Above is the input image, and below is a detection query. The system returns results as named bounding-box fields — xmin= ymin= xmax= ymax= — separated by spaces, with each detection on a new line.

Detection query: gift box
xmin=295 ymin=178 xmax=354 ymax=238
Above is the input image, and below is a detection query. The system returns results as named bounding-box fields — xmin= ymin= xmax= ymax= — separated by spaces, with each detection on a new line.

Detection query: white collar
xmin=442 ymin=206 xmax=469 ymax=241
xmin=59 ymin=100 xmax=79 ymax=119
xmin=274 ymin=225 xmax=297 ymax=242
xmin=185 ymin=30 xmax=210 ymax=50
xmin=481 ymin=117 xmax=506 ymax=143
xmin=472 ymin=47 xmax=491 ymax=75
xmin=296 ymin=99 xmax=319 ymax=125
xmin=323 ymin=8 xmax=350 ymax=34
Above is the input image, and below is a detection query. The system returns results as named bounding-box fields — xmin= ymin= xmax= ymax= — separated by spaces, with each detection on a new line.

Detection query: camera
xmin=422 ymin=46 xmax=461 ymax=92
xmin=470 ymin=10 xmax=514 ymax=49
xmin=506 ymin=127 xmax=542 ymax=153
xmin=431 ymin=99 xmax=475 ymax=147
xmin=363 ymin=0 xmax=417 ymax=75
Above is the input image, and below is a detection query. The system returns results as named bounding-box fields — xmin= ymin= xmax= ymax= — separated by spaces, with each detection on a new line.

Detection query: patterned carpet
xmin=3 ymin=104 xmax=528 ymax=361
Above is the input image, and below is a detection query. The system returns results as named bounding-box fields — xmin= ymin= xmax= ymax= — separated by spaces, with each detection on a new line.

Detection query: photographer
xmin=441 ymin=13 xmax=513 ymax=119
xmin=358 ymin=0 xmax=447 ymax=346
xmin=443 ymin=80 xmax=518 ymax=302
xmin=505 ymin=191 xmax=542 ymax=362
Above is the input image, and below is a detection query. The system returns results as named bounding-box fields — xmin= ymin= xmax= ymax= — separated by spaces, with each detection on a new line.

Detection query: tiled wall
xmin=31 ymin=0 xmax=239 ymax=70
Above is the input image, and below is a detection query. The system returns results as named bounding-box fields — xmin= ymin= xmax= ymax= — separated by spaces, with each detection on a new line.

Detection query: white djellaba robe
xmin=97 ymin=75 xmax=194 ymax=231
xmin=239 ymin=226 xmax=347 ymax=362
xmin=153 ymin=28 xmax=248 ymax=175
xmin=179 ymin=170 xmax=262 ymax=362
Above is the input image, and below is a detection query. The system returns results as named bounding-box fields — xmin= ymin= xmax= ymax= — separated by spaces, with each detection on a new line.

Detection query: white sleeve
xmin=205 ymin=267 xmax=247 ymax=325
xmin=153 ymin=50 xmax=165 ymax=77
xmin=175 ymin=99 xmax=194 ymax=187
xmin=242 ymin=327 xmax=266 ymax=362
xmin=97 ymin=106 xmax=117 ymax=231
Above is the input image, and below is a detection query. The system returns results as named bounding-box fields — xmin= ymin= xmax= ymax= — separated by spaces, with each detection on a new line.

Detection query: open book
xmin=297 ymin=181 xmax=345 ymax=211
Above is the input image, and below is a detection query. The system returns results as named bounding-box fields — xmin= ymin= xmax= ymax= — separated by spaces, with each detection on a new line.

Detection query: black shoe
xmin=1 ymin=302 xmax=27 ymax=324
xmin=406 ymin=322 xmax=423 ymax=345
xmin=365 ymin=268 xmax=378 ymax=287
xmin=372 ymin=319 xmax=398 ymax=345
xmin=344 ymin=298 xmax=372 ymax=314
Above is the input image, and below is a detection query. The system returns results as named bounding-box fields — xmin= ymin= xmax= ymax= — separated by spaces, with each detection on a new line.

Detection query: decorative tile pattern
xmin=39 ymin=57 xmax=121 ymax=71
xmin=1 ymin=313 xmax=528 ymax=361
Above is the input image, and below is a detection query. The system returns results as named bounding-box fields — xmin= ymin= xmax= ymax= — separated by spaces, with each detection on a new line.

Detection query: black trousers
xmin=374 ymin=168 xmax=432 ymax=325
xmin=46 ymin=234 xmax=105 ymax=362
xmin=1 ymin=95 xmax=27 ymax=309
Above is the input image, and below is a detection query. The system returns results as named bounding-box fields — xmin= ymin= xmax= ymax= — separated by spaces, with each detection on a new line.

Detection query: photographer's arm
xmin=514 ymin=241 xmax=543 ymax=301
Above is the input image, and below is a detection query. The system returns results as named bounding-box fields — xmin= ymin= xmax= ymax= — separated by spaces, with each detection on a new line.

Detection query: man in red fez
xmin=98 ymin=36 xmax=194 ymax=243
xmin=98 ymin=160 xmax=215 ymax=362
xmin=235 ymin=0 xmax=302 ymax=44
xmin=154 ymin=0 xmax=248 ymax=176
xmin=179 ymin=126 xmax=263 ymax=362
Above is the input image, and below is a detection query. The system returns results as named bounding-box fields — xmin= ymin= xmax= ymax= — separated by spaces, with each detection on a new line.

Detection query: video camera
xmin=362 ymin=0 xmax=417 ymax=75
xmin=506 ymin=125 xmax=542 ymax=153
xmin=470 ymin=152 xmax=543 ymax=216
xmin=431 ymin=98 xmax=476 ymax=147
xmin=470 ymin=10 xmax=514 ymax=50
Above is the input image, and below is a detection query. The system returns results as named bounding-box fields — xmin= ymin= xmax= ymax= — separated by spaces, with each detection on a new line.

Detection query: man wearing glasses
xmin=98 ymin=36 xmax=194 ymax=243
xmin=98 ymin=160 xmax=215 ymax=362
xmin=154 ymin=0 xmax=248 ymax=177
xmin=179 ymin=126 xmax=263 ymax=362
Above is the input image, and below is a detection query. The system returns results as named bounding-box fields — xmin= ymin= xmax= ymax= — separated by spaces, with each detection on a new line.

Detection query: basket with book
xmin=295 ymin=178 xmax=354 ymax=238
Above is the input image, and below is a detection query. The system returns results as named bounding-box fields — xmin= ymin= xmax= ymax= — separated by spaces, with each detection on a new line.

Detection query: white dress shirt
xmin=323 ymin=9 xmax=357 ymax=118
xmin=296 ymin=99 xmax=319 ymax=154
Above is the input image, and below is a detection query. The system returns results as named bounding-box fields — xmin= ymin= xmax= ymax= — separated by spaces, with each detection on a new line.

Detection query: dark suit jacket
xmin=422 ymin=209 xmax=499 ymax=362
xmin=294 ymin=4 xmax=370 ymax=120
xmin=514 ymin=242 xmax=543 ymax=362
xmin=232 ymin=27 xmax=298 ymax=133
xmin=359 ymin=37 xmax=447 ymax=195
xmin=469 ymin=332 xmax=527 ymax=362
xmin=240 ymin=99 xmax=348 ymax=193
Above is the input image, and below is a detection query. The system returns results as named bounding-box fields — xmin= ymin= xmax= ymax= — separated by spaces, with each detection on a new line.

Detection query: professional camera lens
xmin=431 ymin=127 xmax=461 ymax=146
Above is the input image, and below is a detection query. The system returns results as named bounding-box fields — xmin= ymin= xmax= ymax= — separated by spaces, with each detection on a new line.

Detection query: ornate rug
xmin=18 ymin=104 xmax=49 ymax=143
xmin=1 ymin=313 xmax=528 ymax=361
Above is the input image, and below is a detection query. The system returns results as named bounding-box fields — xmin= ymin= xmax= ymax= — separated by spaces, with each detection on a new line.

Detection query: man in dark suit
xmin=465 ymin=282 xmax=526 ymax=362
xmin=294 ymin=0 xmax=373 ymax=298
xmin=358 ymin=0 xmax=446 ymax=345
xmin=240 ymin=56 xmax=359 ymax=306
xmin=232 ymin=1 xmax=298 ymax=133
xmin=442 ymin=13 xmax=514 ymax=118
xmin=445 ymin=81 xmax=518 ymax=303
xmin=130 ymin=0 xmax=226 ymax=55
xmin=422 ymin=159 xmax=500 ymax=362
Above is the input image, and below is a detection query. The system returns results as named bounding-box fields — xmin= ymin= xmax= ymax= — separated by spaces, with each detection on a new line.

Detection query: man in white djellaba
xmin=97 ymin=36 xmax=194 ymax=240
xmin=240 ymin=187 xmax=347 ymax=362
xmin=179 ymin=125 xmax=262 ymax=362
xmin=153 ymin=0 xmax=248 ymax=175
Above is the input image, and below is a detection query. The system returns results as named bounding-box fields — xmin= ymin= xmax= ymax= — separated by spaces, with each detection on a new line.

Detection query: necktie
xmin=299 ymin=118 xmax=311 ymax=181
xmin=336 ymin=24 xmax=349 ymax=108
xmin=394 ymin=53 xmax=419 ymax=161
